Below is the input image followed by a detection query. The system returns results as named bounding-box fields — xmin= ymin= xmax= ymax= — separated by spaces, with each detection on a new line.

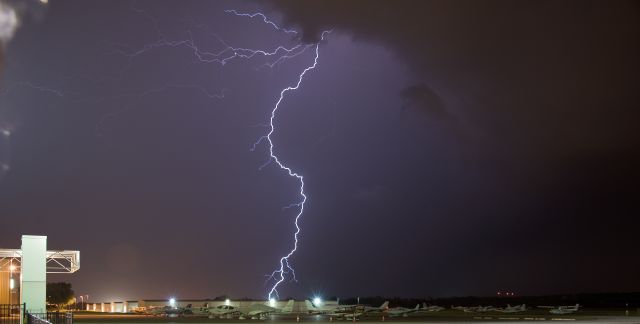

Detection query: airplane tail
xmin=423 ymin=302 xmax=427 ymax=309
xmin=414 ymin=304 xmax=420 ymax=310
xmin=380 ymin=301 xmax=389 ymax=310
xmin=305 ymin=300 xmax=317 ymax=310
xmin=282 ymin=299 xmax=295 ymax=313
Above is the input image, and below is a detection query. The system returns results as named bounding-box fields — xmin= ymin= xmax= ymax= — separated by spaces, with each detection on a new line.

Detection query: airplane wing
xmin=243 ymin=304 xmax=277 ymax=318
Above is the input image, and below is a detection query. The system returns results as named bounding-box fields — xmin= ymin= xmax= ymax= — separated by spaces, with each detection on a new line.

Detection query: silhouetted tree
xmin=47 ymin=282 xmax=74 ymax=308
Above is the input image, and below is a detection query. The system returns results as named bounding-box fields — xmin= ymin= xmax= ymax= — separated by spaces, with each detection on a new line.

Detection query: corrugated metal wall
xmin=0 ymin=271 xmax=10 ymax=304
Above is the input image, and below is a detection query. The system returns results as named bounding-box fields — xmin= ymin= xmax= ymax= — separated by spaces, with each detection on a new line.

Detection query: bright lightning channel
xmin=109 ymin=6 xmax=331 ymax=300
xmin=257 ymin=29 xmax=331 ymax=300
xmin=224 ymin=10 xmax=298 ymax=35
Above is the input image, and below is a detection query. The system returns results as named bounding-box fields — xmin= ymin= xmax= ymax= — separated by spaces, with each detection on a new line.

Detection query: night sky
xmin=0 ymin=0 xmax=639 ymax=301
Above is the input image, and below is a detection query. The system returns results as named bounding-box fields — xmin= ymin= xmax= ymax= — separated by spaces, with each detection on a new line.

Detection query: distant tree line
xmin=339 ymin=292 xmax=640 ymax=308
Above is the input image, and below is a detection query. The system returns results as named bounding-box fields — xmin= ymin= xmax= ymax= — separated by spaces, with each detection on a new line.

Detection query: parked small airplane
xmin=549 ymin=304 xmax=580 ymax=314
xmin=208 ymin=304 xmax=242 ymax=318
xmin=148 ymin=304 xmax=192 ymax=316
xmin=305 ymin=300 xmax=351 ymax=314
xmin=326 ymin=308 xmax=367 ymax=320
xmin=209 ymin=300 xmax=295 ymax=319
xmin=243 ymin=300 xmax=295 ymax=319
xmin=385 ymin=304 xmax=420 ymax=317
xmin=452 ymin=305 xmax=496 ymax=313
xmin=420 ymin=303 xmax=445 ymax=312
xmin=477 ymin=305 xmax=498 ymax=312
xmin=363 ymin=301 xmax=389 ymax=313
xmin=500 ymin=304 xmax=527 ymax=313
xmin=306 ymin=300 xmax=388 ymax=315
xmin=307 ymin=301 xmax=388 ymax=320
xmin=187 ymin=304 xmax=211 ymax=316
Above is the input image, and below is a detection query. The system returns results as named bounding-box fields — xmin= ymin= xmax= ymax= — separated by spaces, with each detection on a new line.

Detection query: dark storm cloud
xmin=400 ymin=83 xmax=453 ymax=123
xmin=266 ymin=0 xmax=640 ymax=294
xmin=268 ymin=0 xmax=640 ymax=148
xmin=267 ymin=0 xmax=640 ymax=192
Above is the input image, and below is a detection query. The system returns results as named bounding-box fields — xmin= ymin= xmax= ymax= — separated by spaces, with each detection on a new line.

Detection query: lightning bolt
xmin=256 ymin=29 xmax=331 ymax=300
xmin=113 ymin=6 xmax=330 ymax=299
xmin=224 ymin=10 xmax=298 ymax=35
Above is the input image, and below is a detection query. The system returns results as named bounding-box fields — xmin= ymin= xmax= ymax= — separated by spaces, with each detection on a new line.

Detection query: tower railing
xmin=0 ymin=304 xmax=24 ymax=324
xmin=26 ymin=311 xmax=72 ymax=324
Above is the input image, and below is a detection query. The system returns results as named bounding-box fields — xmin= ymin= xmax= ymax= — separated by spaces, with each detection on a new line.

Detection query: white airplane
xmin=208 ymin=304 xmax=242 ymax=318
xmin=305 ymin=300 xmax=388 ymax=315
xmin=549 ymin=304 xmax=580 ymax=314
xmin=420 ymin=303 xmax=445 ymax=312
xmin=308 ymin=301 xmax=388 ymax=320
xmin=363 ymin=301 xmax=389 ymax=313
xmin=148 ymin=304 xmax=193 ymax=316
xmin=477 ymin=305 xmax=498 ymax=312
xmin=326 ymin=308 xmax=366 ymax=321
xmin=240 ymin=301 xmax=294 ymax=320
xmin=187 ymin=303 xmax=211 ymax=316
xmin=210 ymin=300 xmax=295 ymax=319
xmin=452 ymin=305 xmax=496 ymax=313
xmin=499 ymin=304 xmax=527 ymax=313
xmin=305 ymin=300 xmax=348 ymax=314
xmin=385 ymin=304 xmax=420 ymax=317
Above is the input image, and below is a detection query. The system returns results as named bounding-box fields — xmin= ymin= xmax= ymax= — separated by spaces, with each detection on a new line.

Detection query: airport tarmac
xmin=72 ymin=320 xmax=640 ymax=324
xmin=73 ymin=314 xmax=640 ymax=324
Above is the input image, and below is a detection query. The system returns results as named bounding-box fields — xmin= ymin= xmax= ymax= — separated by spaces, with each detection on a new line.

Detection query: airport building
xmin=85 ymin=299 xmax=337 ymax=313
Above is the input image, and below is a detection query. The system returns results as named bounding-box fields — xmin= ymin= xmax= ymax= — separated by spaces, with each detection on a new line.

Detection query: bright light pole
xmin=9 ymin=262 xmax=15 ymax=304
